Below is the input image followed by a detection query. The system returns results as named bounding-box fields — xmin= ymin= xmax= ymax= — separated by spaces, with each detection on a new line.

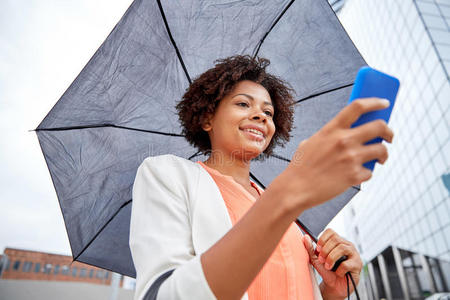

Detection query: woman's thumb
xmin=302 ymin=235 xmax=321 ymax=269
xmin=302 ymin=235 xmax=315 ymax=258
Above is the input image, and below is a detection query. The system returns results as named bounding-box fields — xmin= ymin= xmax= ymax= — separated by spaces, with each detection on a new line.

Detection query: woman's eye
xmin=237 ymin=102 xmax=272 ymax=116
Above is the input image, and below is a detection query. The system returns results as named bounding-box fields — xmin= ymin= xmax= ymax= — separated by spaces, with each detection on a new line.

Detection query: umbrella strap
xmin=346 ymin=272 xmax=350 ymax=300
xmin=345 ymin=272 xmax=361 ymax=300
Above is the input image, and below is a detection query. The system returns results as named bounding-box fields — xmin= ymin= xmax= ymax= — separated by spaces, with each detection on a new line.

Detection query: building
xmin=0 ymin=247 xmax=123 ymax=287
xmin=334 ymin=0 xmax=450 ymax=299
xmin=329 ymin=0 xmax=347 ymax=13
xmin=0 ymin=280 xmax=134 ymax=300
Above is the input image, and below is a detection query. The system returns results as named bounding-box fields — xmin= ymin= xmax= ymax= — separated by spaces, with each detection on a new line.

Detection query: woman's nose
xmin=252 ymin=111 xmax=267 ymax=121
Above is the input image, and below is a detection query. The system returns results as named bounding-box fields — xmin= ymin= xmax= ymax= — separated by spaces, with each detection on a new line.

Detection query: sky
xmin=0 ymin=0 xmax=347 ymax=257
xmin=0 ymin=0 xmax=134 ymax=256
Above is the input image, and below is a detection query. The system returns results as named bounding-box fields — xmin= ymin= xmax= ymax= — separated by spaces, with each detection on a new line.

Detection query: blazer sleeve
xmin=129 ymin=156 xmax=216 ymax=300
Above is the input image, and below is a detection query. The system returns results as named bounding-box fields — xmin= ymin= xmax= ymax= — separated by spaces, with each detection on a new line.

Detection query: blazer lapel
xmin=190 ymin=163 xmax=233 ymax=254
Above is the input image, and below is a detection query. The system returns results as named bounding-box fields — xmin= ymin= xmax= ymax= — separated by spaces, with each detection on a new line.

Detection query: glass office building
xmin=334 ymin=0 xmax=450 ymax=298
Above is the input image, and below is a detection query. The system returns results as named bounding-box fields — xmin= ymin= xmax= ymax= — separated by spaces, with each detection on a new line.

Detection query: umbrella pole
xmin=295 ymin=219 xmax=318 ymax=243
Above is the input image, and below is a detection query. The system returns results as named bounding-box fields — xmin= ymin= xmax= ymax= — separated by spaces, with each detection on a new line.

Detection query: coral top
xmin=197 ymin=161 xmax=315 ymax=300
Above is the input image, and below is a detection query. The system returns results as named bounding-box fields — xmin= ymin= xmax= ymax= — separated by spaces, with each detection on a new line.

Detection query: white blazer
xmin=129 ymin=154 xmax=322 ymax=300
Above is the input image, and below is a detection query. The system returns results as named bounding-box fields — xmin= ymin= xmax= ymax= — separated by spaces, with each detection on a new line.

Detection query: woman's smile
xmin=240 ymin=127 xmax=265 ymax=142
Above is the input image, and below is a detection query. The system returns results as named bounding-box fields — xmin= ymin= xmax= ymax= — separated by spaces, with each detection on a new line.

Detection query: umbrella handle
xmin=331 ymin=255 xmax=348 ymax=272
xmin=295 ymin=219 xmax=360 ymax=299
xmin=295 ymin=219 xmax=348 ymax=270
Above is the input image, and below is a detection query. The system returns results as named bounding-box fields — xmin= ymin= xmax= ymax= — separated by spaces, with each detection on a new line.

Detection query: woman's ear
xmin=202 ymin=114 xmax=213 ymax=132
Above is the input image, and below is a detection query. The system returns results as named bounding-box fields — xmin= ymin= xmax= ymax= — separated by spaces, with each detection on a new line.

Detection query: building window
xmin=96 ymin=270 xmax=104 ymax=279
xmin=72 ymin=267 xmax=78 ymax=277
xmin=54 ymin=264 xmax=60 ymax=275
xmin=105 ymin=271 xmax=110 ymax=279
xmin=442 ymin=173 xmax=450 ymax=193
xmin=89 ymin=269 xmax=94 ymax=278
xmin=61 ymin=265 xmax=69 ymax=275
xmin=43 ymin=264 xmax=52 ymax=274
xmin=22 ymin=261 xmax=33 ymax=272
xmin=13 ymin=260 xmax=21 ymax=271
xmin=4 ymin=260 xmax=10 ymax=271
xmin=79 ymin=268 xmax=87 ymax=278
xmin=34 ymin=263 xmax=41 ymax=273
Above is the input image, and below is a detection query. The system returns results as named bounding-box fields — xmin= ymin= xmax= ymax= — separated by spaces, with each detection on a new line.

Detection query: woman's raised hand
xmin=276 ymin=98 xmax=394 ymax=212
xmin=199 ymin=98 xmax=393 ymax=300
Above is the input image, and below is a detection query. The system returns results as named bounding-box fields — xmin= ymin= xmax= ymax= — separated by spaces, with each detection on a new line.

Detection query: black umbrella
xmin=36 ymin=0 xmax=366 ymax=277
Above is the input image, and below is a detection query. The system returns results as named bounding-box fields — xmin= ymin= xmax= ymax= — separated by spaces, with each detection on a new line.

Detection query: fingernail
xmin=380 ymin=99 xmax=390 ymax=107
xmin=316 ymin=245 xmax=322 ymax=253
xmin=318 ymin=256 xmax=325 ymax=263
xmin=305 ymin=235 xmax=311 ymax=243
xmin=325 ymin=262 xmax=331 ymax=270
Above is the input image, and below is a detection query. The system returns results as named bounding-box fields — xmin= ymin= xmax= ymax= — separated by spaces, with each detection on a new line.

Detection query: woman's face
xmin=202 ymin=80 xmax=276 ymax=160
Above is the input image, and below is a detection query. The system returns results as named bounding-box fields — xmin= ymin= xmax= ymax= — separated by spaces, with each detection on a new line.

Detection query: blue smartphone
xmin=348 ymin=66 xmax=400 ymax=171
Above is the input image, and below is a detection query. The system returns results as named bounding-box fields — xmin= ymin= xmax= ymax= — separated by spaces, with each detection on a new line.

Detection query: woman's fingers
xmin=316 ymin=229 xmax=347 ymax=260
xmin=351 ymin=119 xmax=394 ymax=144
xmin=330 ymin=98 xmax=390 ymax=129
xmin=315 ymin=229 xmax=363 ymax=277
xmin=303 ymin=234 xmax=315 ymax=257
xmin=316 ymin=228 xmax=336 ymax=253
xmin=334 ymin=259 xmax=362 ymax=278
xmin=317 ymin=229 xmax=351 ymax=268
xmin=334 ymin=243 xmax=363 ymax=278
xmin=303 ymin=235 xmax=328 ymax=273
xmin=324 ymin=244 xmax=352 ymax=271
xmin=358 ymin=142 xmax=389 ymax=165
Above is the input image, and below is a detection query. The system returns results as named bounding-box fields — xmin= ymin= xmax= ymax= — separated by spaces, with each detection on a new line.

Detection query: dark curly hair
xmin=176 ymin=55 xmax=296 ymax=160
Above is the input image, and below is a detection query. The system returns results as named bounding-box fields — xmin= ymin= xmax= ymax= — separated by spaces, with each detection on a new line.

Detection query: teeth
xmin=244 ymin=128 xmax=263 ymax=136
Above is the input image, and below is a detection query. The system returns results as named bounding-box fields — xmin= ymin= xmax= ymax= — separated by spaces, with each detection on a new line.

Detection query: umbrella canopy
xmin=36 ymin=0 xmax=366 ymax=277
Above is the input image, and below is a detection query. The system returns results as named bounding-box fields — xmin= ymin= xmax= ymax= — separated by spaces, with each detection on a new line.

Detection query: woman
xmin=130 ymin=55 xmax=393 ymax=300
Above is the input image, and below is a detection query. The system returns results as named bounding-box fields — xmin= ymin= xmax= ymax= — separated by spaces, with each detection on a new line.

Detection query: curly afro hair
xmin=176 ymin=55 xmax=296 ymax=160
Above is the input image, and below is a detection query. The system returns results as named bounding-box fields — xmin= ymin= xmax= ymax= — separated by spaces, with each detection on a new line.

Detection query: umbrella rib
xmin=270 ymin=153 xmax=290 ymax=162
xmin=250 ymin=172 xmax=266 ymax=189
xmin=72 ymin=199 xmax=132 ymax=262
xmin=188 ymin=151 xmax=202 ymax=160
xmin=296 ymin=82 xmax=354 ymax=104
xmin=252 ymin=0 xmax=296 ymax=58
xmin=34 ymin=124 xmax=184 ymax=137
xmin=156 ymin=0 xmax=192 ymax=85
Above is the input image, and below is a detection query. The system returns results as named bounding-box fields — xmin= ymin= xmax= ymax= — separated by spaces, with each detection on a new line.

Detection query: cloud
xmin=0 ymin=0 xmax=133 ymax=256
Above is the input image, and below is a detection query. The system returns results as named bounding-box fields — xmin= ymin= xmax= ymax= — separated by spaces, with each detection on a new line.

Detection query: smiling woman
xmin=128 ymin=55 xmax=389 ymax=300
